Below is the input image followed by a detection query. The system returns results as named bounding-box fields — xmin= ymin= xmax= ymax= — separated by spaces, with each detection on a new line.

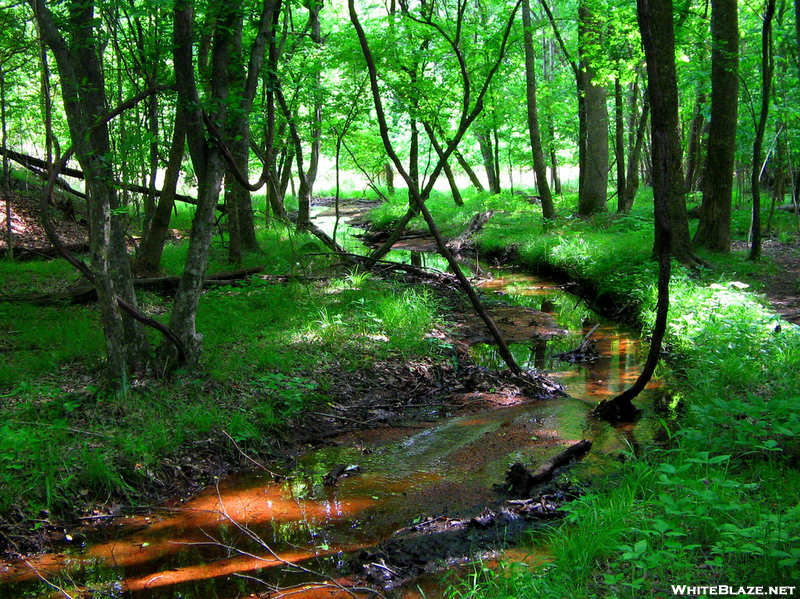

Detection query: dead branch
xmin=505 ymin=439 xmax=592 ymax=494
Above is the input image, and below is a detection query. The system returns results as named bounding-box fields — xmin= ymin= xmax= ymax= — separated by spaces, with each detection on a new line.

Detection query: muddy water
xmin=0 ymin=256 xmax=665 ymax=599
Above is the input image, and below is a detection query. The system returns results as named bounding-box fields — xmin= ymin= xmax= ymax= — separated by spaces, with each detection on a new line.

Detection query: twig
xmin=12 ymin=420 xmax=109 ymax=438
xmin=221 ymin=430 xmax=284 ymax=479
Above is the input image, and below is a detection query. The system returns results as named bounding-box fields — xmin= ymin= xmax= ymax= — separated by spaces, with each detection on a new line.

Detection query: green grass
xmin=0 ymin=222 xmax=451 ymax=518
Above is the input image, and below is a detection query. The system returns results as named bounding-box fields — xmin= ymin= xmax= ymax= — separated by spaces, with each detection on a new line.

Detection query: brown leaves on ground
xmin=0 ymin=189 xmax=88 ymax=255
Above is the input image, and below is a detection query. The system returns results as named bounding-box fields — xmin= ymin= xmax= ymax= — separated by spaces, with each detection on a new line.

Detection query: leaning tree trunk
xmin=595 ymin=0 xmax=679 ymax=421
xmin=350 ymin=0 xmax=529 ymax=378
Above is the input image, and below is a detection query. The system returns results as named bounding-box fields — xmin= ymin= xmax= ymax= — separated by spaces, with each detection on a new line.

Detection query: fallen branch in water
xmin=505 ymin=439 xmax=592 ymax=495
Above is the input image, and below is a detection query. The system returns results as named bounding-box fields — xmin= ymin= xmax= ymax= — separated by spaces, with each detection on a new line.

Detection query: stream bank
xmin=0 ymin=254 xmax=667 ymax=598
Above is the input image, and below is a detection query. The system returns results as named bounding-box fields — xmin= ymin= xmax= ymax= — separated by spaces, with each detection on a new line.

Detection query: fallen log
xmin=553 ymin=323 xmax=601 ymax=362
xmin=0 ymin=243 xmax=90 ymax=261
xmin=505 ymin=439 xmax=592 ymax=495
xmin=1 ymin=266 xmax=269 ymax=305
xmin=446 ymin=210 xmax=494 ymax=255
xmin=0 ymin=147 xmax=220 ymax=211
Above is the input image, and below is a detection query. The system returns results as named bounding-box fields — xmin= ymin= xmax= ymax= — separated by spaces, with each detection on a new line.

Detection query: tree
xmin=577 ymin=0 xmax=609 ymax=216
xmin=31 ymin=0 xmax=152 ymax=391
xmin=694 ymin=0 xmax=739 ymax=252
xmin=595 ymin=0 xmax=677 ymax=420
xmin=521 ymin=0 xmax=554 ymax=219
xmin=539 ymin=0 xmax=608 ymax=216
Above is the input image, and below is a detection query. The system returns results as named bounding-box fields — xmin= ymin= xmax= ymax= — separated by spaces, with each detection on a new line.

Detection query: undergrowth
xmin=433 ymin=190 xmax=800 ymax=596
xmin=0 ymin=221 xmax=450 ymax=521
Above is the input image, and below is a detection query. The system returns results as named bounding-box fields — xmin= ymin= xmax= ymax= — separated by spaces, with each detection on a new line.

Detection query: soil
xmin=733 ymin=239 xmax=800 ymax=324
xmin=0 ymin=184 xmax=88 ymax=258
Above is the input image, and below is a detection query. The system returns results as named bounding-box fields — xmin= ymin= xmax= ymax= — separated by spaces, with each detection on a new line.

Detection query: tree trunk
xmin=614 ymin=77 xmax=626 ymax=201
xmin=694 ymin=0 xmax=738 ymax=252
xmin=522 ymin=0 xmax=555 ymax=219
xmin=166 ymin=0 xmax=236 ymax=363
xmin=683 ymin=91 xmax=706 ymax=192
xmin=138 ymin=111 xmax=187 ymax=272
xmin=618 ymin=99 xmax=649 ymax=213
xmin=423 ymin=122 xmax=463 ymax=206
xmin=577 ymin=1 xmax=608 ymax=216
xmin=750 ymin=0 xmax=776 ymax=261
xmin=384 ymin=162 xmax=395 ymax=195
xmin=1 ymin=54 xmax=11 ymax=259
xmin=453 ymin=148 xmax=485 ymax=192
xmin=33 ymin=0 xmax=149 ymax=391
xmin=476 ymin=130 xmax=501 ymax=194
xmin=595 ymin=0 xmax=677 ymax=421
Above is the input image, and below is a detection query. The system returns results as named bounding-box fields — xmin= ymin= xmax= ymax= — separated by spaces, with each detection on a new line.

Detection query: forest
xmin=1 ymin=0 xmax=799 ymax=596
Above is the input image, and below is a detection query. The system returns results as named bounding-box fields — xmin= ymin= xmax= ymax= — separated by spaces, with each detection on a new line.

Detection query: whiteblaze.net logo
xmin=671 ymin=586 xmax=796 ymax=596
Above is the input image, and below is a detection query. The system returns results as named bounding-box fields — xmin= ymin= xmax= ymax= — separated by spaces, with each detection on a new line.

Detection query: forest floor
xmin=735 ymin=238 xmax=800 ymax=324
xmin=0 ymin=188 xmax=567 ymax=565
xmin=3 ymin=187 xmax=800 ymax=596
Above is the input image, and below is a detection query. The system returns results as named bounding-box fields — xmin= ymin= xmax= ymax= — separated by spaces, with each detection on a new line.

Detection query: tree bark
xmin=522 ymin=0 xmax=555 ymax=219
xmin=683 ymin=91 xmax=706 ymax=193
xmin=166 ymin=0 xmax=235 ymax=363
xmin=577 ymin=0 xmax=608 ymax=216
xmin=750 ymin=0 xmax=776 ymax=261
xmin=618 ymin=99 xmax=649 ymax=213
xmin=694 ymin=0 xmax=738 ymax=252
xmin=422 ymin=122 xmax=463 ymax=206
xmin=32 ymin=0 xmax=149 ymax=391
xmin=595 ymin=0 xmax=678 ymax=421
xmin=614 ymin=77 xmax=626 ymax=202
xmin=476 ymin=130 xmax=501 ymax=194
xmin=137 ymin=107 xmax=188 ymax=272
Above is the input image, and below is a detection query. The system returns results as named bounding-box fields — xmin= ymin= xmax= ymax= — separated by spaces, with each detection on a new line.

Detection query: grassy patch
xmin=0 ymin=231 xmax=451 ymax=520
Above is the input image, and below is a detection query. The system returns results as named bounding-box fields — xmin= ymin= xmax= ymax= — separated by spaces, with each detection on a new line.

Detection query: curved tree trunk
xmin=750 ymin=0 xmax=776 ymax=262
xmin=595 ymin=0 xmax=678 ymax=421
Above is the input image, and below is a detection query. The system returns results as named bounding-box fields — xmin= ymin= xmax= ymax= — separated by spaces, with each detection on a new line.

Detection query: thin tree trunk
xmin=595 ymin=0 xmax=677 ymax=421
xmin=1 ymin=55 xmax=12 ymax=259
xmin=350 ymin=0 xmax=533 ymax=378
xmin=138 ymin=110 xmax=187 ymax=272
xmin=618 ymin=100 xmax=649 ymax=213
xmin=614 ymin=76 xmax=626 ymax=200
xmin=750 ymin=0 xmax=777 ymax=261
xmin=422 ymin=122 xmax=463 ymax=206
xmin=683 ymin=91 xmax=706 ymax=192
xmin=476 ymin=130 xmax=500 ymax=194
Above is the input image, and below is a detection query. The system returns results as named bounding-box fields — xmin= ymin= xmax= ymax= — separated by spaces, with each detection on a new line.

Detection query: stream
xmin=0 ymin=210 xmax=668 ymax=598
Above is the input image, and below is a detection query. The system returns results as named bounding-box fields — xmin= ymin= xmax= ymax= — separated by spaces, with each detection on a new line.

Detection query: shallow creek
xmin=0 ymin=233 xmax=666 ymax=598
